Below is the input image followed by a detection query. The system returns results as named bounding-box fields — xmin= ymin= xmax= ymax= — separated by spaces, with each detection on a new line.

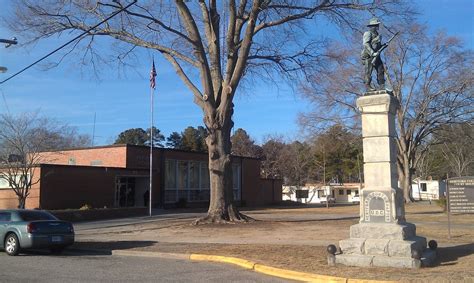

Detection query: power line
xmin=0 ymin=0 xmax=137 ymax=85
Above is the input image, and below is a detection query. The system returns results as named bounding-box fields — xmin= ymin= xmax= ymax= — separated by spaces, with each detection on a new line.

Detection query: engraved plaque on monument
xmin=363 ymin=191 xmax=392 ymax=223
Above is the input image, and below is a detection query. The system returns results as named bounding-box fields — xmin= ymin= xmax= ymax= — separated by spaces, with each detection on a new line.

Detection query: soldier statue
xmin=361 ymin=18 xmax=385 ymax=92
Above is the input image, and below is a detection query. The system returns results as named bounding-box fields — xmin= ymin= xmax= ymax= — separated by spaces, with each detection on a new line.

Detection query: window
xmin=18 ymin=211 xmax=57 ymax=221
xmin=339 ymin=189 xmax=344 ymax=195
xmin=165 ymin=160 xmax=176 ymax=188
xmin=232 ymin=163 xmax=241 ymax=200
xmin=355 ymin=190 xmax=359 ymax=195
xmin=420 ymin=183 xmax=427 ymax=192
xmin=0 ymin=212 xmax=11 ymax=221
xmin=177 ymin=161 xmax=188 ymax=190
xmin=200 ymin=163 xmax=210 ymax=189
xmin=296 ymin=190 xmax=309 ymax=198
xmin=347 ymin=189 xmax=352 ymax=195
xmin=189 ymin=162 xmax=200 ymax=189
xmin=165 ymin=159 xmax=212 ymax=203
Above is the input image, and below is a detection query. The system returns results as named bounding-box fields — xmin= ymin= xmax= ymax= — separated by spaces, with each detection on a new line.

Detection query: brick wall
xmin=240 ymin=158 xmax=263 ymax=206
xmin=0 ymin=168 xmax=41 ymax=209
xmin=39 ymin=164 xmax=154 ymax=210
xmin=37 ymin=145 xmax=128 ymax=168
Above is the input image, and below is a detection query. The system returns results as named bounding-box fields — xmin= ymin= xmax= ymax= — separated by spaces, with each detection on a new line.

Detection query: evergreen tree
xmin=166 ymin=132 xmax=183 ymax=149
xmin=231 ymin=128 xmax=262 ymax=158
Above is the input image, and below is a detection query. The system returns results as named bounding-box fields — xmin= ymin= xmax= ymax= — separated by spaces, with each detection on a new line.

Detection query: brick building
xmin=0 ymin=145 xmax=282 ymax=210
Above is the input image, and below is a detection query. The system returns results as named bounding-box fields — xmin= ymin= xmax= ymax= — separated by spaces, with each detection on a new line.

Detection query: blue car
xmin=0 ymin=210 xmax=75 ymax=256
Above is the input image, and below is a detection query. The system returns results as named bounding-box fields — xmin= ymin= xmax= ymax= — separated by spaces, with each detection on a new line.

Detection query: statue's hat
xmin=367 ymin=18 xmax=381 ymax=26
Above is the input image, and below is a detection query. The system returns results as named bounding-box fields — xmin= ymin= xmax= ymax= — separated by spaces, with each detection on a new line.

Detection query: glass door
xmin=115 ymin=177 xmax=136 ymax=207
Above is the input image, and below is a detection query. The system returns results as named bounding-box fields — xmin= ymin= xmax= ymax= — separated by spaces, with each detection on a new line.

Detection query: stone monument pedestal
xmin=333 ymin=91 xmax=436 ymax=268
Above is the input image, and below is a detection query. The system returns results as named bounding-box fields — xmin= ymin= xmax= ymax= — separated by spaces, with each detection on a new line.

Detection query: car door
xmin=0 ymin=212 xmax=12 ymax=248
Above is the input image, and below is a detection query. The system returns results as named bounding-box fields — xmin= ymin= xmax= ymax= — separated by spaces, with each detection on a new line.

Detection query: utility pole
xmin=0 ymin=37 xmax=18 ymax=73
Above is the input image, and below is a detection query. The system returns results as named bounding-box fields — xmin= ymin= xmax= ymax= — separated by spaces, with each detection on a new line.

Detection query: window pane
xmin=233 ymin=190 xmax=240 ymax=201
xmin=232 ymin=164 xmax=240 ymax=190
xmin=232 ymin=164 xmax=241 ymax=200
xmin=165 ymin=190 xmax=176 ymax=203
xmin=19 ymin=211 xmax=57 ymax=221
xmin=178 ymin=190 xmax=188 ymax=200
xmin=200 ymin=163 xmax=210 ymax=189
xmin=177 ymin=161 xmax=188 ymax=190
xmin=189 ymin=190 xmax=201 ymax=202
xmin=421 ymin=183 xmax=427 ymax=192
xmin=0 ymin=212 xmax=11 ymax=221
xmin=189 ymin=162 xmax=200 ymax=189
xmin=199 ymin=189 xmax=210 ymax=201
xmin=165 ymin=160 xmax=176 ymax=188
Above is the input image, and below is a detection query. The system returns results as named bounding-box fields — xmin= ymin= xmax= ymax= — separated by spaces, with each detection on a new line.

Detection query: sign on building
xmin=447 ymin=177 xmax=474 ymax=214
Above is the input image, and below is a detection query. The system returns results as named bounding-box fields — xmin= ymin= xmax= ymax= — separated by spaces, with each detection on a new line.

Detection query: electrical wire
xmin=0 ymin=0 xmax=137 ymax=85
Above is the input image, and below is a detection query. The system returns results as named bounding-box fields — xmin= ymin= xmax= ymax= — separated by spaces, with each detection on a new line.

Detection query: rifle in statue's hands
xmin=371 ymin=31 xmax=399 ymax=65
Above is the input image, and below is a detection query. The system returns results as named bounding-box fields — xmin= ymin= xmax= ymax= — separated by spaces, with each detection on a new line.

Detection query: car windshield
xmin=18 ymin=211 xmax=57 ymax=221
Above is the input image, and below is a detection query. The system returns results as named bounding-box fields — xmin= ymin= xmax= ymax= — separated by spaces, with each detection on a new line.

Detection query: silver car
xmin=0 ymin=210 xmax=75 ymax=256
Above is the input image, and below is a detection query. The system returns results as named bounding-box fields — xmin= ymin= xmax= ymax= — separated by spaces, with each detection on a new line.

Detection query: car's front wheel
xmin=5 ymin=233 xmax=20 ymax=256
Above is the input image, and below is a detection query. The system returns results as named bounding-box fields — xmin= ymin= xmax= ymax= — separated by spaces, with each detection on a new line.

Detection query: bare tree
xmin=438 ymin=123 xmax=474 ymax=177
xmin=260 ymin=134 xmax=286 ymax=179
xmin=280 ymin=141 xmax=312 ymax=187
xmin=6 ymin=0 xmax=412 ymax=222
xmin=300 ymin=24 xmax=474 ymax=202
xmin=0 ymin=112 xmax=89 ymax=208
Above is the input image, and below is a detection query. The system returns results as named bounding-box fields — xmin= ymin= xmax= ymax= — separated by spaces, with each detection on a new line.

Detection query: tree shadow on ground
xmin=266 ymin=216 xmax=359 ymax=223
xmin=436 ymin=243 xmax=474 ymax=266
xmin=17 ymin=240 xmax=158 ymax=257
xmin=408 ymin=211 xmax=444 ymax=215
xmin=242 ymin=203 xmax=357 ymax=212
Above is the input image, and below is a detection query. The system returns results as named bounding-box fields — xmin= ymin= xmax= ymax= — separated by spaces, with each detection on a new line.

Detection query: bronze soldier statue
xmin=361 ymin=18 xmax=385 ymax=91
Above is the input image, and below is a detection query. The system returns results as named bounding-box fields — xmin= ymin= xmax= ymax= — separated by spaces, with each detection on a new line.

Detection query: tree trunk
xmin=194 ymin=122 xmax=252 ymax=224
xmin=398 ymin=155 xmax=414 ymax=203
xmin=17 ymin=195 xmax=26 ymax=209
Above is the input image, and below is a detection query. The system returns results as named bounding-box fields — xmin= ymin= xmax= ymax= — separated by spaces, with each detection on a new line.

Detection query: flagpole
xmin=149 ymin=81 xmax=153 ymax=217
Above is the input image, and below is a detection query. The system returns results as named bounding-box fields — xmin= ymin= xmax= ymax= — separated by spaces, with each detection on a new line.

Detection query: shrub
xmin=80 ymin=204 xmax=93 ymax=210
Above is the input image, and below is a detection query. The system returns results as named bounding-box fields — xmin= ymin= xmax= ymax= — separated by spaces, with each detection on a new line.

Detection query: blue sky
xmin=0 ymin=0 xmax=472 ymax=145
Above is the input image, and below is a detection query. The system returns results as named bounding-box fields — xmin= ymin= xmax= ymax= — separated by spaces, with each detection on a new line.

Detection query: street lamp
xmin=0 ymin=37 xmax=18 ymax=73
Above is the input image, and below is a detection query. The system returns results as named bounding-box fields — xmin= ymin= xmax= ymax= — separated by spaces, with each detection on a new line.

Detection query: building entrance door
xmin=115 ymin=177 xmax=135 ymax=207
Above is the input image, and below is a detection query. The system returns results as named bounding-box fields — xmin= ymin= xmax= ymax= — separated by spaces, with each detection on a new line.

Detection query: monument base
xmin=333 ymin=222 xmax=437 ymax=268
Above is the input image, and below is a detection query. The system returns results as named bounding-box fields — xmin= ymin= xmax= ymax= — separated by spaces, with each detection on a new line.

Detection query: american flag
xmin=150 ymin=60 xmax=157 ymax=89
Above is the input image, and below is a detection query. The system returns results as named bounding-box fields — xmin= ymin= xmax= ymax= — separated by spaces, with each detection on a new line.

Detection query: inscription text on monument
xmin=363 ymin=191 xmax=391 ymax=223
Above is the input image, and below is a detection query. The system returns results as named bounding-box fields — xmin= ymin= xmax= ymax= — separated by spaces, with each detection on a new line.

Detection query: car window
xmin=0 ymin=212 xmax=11 ymax=221
xmin=18 ymin=211 xmax=57 ymax=221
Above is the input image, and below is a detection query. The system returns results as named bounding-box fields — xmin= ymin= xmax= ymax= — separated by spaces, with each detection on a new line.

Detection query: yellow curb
xmin=254 ymin=264 xmax=347 ymax=283
xmin=347 ymin=280 xmax=397 ymax=283
xmin=110 ymin=251 xmax=397 ymax=283
xmin=190 ymin=254 xmax=255 ymax=270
